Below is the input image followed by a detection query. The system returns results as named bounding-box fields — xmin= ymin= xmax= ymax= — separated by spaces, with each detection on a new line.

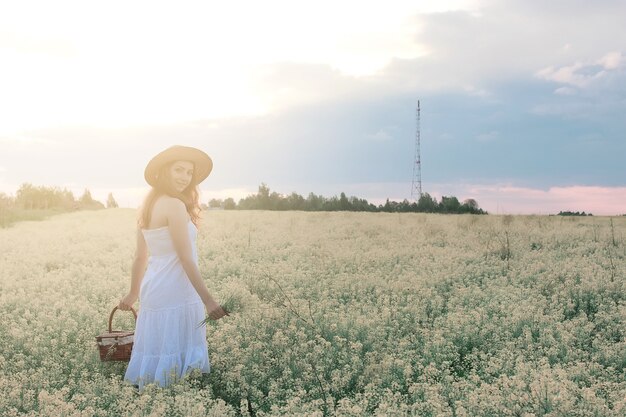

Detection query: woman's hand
xmin=118 ymin=292 xmax=138 ymax=311
xmin=205 ymin=300 xmax=230 ymax=321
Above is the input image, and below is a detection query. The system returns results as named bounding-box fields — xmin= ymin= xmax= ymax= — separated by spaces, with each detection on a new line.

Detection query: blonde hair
xmin=137 ymin=161 xmax=201 ymax=229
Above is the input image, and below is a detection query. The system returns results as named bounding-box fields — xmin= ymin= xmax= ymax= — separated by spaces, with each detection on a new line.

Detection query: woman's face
xmin=168 ymin=160 xmax=194 ymax=192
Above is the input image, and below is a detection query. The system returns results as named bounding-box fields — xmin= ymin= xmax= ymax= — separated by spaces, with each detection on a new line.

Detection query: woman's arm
xmin=167 ymin=198 xmax=228 ymax=320
xmin=118 ymin=229 xmax=148 ymax=310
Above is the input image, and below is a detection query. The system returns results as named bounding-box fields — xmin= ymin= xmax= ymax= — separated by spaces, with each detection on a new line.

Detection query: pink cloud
xmin=463 ymin=184 xmax=626 ymax=216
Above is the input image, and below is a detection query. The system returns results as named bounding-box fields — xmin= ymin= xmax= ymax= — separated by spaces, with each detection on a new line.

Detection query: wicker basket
xmin=95 ymin=306 xmax=137 ymax=362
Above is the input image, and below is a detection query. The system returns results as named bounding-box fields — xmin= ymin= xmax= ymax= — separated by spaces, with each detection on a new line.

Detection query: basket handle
xmin=108 ymin=306 xmax=137 ymax=333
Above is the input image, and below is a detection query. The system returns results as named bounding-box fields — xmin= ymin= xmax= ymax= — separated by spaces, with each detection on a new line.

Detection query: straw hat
xmin=144 ymin=145 xmax=213 ymax=187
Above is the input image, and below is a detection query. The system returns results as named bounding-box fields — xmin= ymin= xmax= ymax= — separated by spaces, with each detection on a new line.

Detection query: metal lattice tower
xmin=411 ymin=100 xmax=422 ymax=200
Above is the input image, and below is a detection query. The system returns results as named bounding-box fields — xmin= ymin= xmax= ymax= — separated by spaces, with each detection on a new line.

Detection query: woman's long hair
xmin=137 ymin=161 xmax=202 ymax=229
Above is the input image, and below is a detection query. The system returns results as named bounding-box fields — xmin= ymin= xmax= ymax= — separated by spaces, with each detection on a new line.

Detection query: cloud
xmin=367 ymin=1 xmax=626 ymax=101
xmin=554 ymin=86 xmax=577 ymax=96
xmin=598 ymin=51 xmax=623 ymax=70
xmin=476 ymin=131 xmax=499 ymax=142
xmin=462 ymin=85 xmax=492 ymax=97
xmin=367 ymin=129 xmax=393 ymax=142
xmin=535 ymin=52 xmax=624 ymax=88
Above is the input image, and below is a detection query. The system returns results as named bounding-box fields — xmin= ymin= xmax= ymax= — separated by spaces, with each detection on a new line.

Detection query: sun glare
xmin=0 ymin=0 xmax=480 ymax=134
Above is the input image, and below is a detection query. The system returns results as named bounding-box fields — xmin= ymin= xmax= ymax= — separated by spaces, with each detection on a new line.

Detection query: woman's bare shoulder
xmin=143 ymin=196 xmax=183 ymax=229
xmin=158 ymin=196 xmax=186 ymax=210
xmin=153 ymin=196 xmax=188 ymax=221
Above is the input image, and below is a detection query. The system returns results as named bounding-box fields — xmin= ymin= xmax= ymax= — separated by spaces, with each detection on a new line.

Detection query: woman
xmin=118 ymin=145 xmax=228 ymax=390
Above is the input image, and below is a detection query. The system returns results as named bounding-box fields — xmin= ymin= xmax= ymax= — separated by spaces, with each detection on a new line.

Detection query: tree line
xmin=0 ymin=183 xmax=118 ymax=211
xmin=8 ymin=182 xmax=620 ymax=224
xmin=208 ymin=183 xmax=487 ymax=214
xmin=557 ymin=211 xmax=593 ymax=216
xmin=2 ymin=182 xmax=487 ymax=215
xmin=0 ymin=183 xmax=122 ymax=228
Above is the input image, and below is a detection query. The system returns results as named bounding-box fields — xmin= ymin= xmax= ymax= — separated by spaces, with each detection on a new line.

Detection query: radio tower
xmin=411 ymin=100 xmax=422 ymax=200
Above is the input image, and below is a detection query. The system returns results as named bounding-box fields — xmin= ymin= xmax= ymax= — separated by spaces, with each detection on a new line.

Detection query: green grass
xmin=0 ymin=207 xmax=71 ymax=229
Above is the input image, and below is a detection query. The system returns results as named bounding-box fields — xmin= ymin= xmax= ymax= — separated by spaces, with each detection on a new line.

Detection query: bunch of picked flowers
xmin=198 ymin=293 xmax=242 ymax=327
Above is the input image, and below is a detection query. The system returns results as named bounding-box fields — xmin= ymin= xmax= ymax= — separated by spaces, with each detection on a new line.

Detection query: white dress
xmin=124 ymin=220 xmax=210 ymax=389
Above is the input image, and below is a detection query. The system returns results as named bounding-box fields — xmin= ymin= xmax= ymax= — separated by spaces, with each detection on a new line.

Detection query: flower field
xmin=0 ymin=208 xmax=624 ymax=416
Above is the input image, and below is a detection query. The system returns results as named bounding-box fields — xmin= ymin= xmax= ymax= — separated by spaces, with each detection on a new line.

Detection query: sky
xmin=1 ymin=0 xmax=625 ymax=215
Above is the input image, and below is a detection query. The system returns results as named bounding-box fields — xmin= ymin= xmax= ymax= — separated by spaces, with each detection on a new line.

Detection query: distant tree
xmin=15 ymin=183 xmax=76 ymax=210
xmin=0 ymin=193 xmax=14 ymax=227
xmin=398 ymin=199 xmax=413 ymax=212
xmin=416 ymin=193 xmax=438 ymax=213
xmin=459 ymin=198 xmax=487 ymax=214
xmin=0 ymin=192 xmax=13 ymax=208
xmin=16 ymin=183 xmax=37 ymax=210
xmin=269 ymin=191 xmax=284 ymax=210
xmin=323 ymin=196 xmax=340 ymax=211
xmin=380 ymin=198 xmax=401 ymax=212
xmin=306 ymin=192 xmax=324 ymax=211
xmin=348 ymin=196 xmax=361 ymax=211
xmin=223 ymin=198 xmax=236 ymax=210
xmin=79 ymin=189 xmax=104 ymax=210
xmin=236 ymin=183 xmax=279 ymax=210
xmin=237 ymin=196 xmax=254 ymax=210
xmin=0 ymin=192 xmax=12 ymax=227
xmin=557 ymin=211 xmax=592 ymax=216
xmin=106 ymin=192 xmax=118 ymax=208
xmin=349 ymin=196 xmax=376 ymax=212
xmin=58 ymin=188 xmax=76 ymax=209
xmin=287 ymin=192 xmax=306 ymax=211
xmin=339 ymin=192 xmax=350 ymax=211
xmin=208 ymin=198 xmax=222 ymax=208
xmin=80 ymin=189 xmax=94 ymax=204
xmin=440 ymin=196 xmax=461 ymax=213
xmin=463 ymin=198 xmax=478 ymax=211
xmin=258 ymin=183 xmax=271 ymax=209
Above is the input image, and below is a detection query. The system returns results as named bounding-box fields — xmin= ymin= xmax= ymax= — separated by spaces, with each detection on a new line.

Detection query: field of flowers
xmin=0 ymin=208 xmax=624 ymax=416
